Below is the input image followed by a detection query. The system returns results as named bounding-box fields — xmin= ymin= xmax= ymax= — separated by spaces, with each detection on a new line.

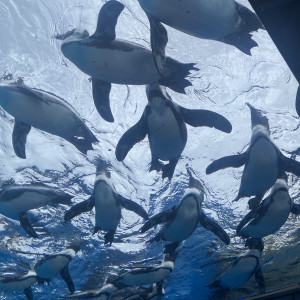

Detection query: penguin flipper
xmin=64 ymin=196 xmax=95 ymax=222
xmin=255 ymin=268 xmax=265 ymax=293
xmin=141 ymin=206 xmax=176 ymax=233
xmin=146 ymin=13 xmax=168 ymax=77
xmin=92 ymin=1 xmax=124 ymax=42
xmin=91 ymin=79 xmax=113 ymax=122
xmin=206 ymin=152 xmax=247 ymax=175
xmin=60 ymin=265 xmax=75 ymax=294
xmin=116 ymin=113 xmax=148 ymax=161
xmin=236 ymin=208 xmax=258 ymax=234
xmin=280 ymin=154 xmax=300 ymax=177
xmin=19 ymin=212 xmax=38 ymax=238
xmin=12 ymin=120 xmax=31 ymax=159
xmin=198 ymin=211 xmax=230 ymax=245
xmin=118 ymin=195 xmax=148 ymax=220
xmin=24 ymin=287 xmax=33 ymax=300
xmin=179 ymin=107 xmax=232 ymax=133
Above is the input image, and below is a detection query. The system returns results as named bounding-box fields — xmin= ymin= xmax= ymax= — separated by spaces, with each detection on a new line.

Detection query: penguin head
xmin=93 ymin=1 xmax=125 ymax=41
xmin=245 ymin=238 xmax=264 ymax=252
xmin=186 ymin=164 xmax=204 ymax=192
xmin=58 ymin=28 xmax=89 ymax=43
xmin=146 ymin=84 xmax=171 ymax=103
xmin=95 ymin=159 xmax=111 ymax=179
xmin=246 ymin=103 xmax=270 ymax=135
xmin=251 ymin=125 xmax=270 ymax=144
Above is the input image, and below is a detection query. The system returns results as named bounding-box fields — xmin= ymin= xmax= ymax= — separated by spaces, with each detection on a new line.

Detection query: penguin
xmin=64 ymin=161 xmax=148 ymax=244
xmin=108 ymin=243 xmax=178 ymax=292
xmin=57 ymin=0 xmax=198 ymax=122
xmin=296 ymin=85 xmax=300 ymax=118
xmin=0 ymin=184 xmax=73 ymax=238
xmin=0 ymin=78 xmax=98 ymax=158
xmin=206 ymin=103 xmax=300 ymax=209
xmin=57 ymin=284 xmax=116 ymax=299
xmin=0 ymin=270 xmax=37 ymax=300
xmin=116 ymin=84 xmax=232 ymax=179
xmin=138 ymin=0 xmax=263 ymax=57
xmin=236 ymin=173 xmax=300 ymax=238
xmin=34 ymin=243 xmax=80 ymax=293
xmin=109 ymin=283 xmax=164 ymax=300
xmin=204 ymin=238 xmax=265 ymax=298
xmin=140 ymin=165 xmax=230 ymax=245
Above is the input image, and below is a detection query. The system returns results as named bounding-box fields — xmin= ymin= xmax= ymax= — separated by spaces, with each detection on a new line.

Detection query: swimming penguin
xmin=34 ymin=243 xmax=80 ymax=293
xmin=57 ymin=0 xmax=198 ymax=122
xmin=206 ymin=103 xmax=300 ymax=209
xmin=204 ymin=238 xmax=265 ymax=298
xmin=141 ymin=165 xmax=230 ymax=245
xmin=57 ymin=284 xmax=116 ymax=299
xmin=138 ymin=0 xmax=263 ymax=56
xmin=236 ymin=173 xmax=300 ymax=239
xmin=108 ymin=243 xmax=178 ymax=293
xmin=295 ymin=85 xmax=300 ymax=117
xmin=109 ymin=283 xmax=165 ymax=300
xmin=64 ymin=161 xmax=148 ymax=244
xmin=0 ymin=270 xmax=37 ymax=300
xmin=0 ymin=184 xmax=73 ymax=238
xmin=116 ymin=84 xmax=232 ymax=179
xmin=0 ymin=79 xmax=98 ymax=158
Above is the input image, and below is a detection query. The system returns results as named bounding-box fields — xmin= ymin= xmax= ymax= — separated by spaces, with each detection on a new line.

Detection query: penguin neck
xmin=250 ymin=125 xmax=270 ymax=144
xmin=183 ymin=188 xmax=204 ymax=206
xmin=149 ymin=96 xmax=169 ymax=114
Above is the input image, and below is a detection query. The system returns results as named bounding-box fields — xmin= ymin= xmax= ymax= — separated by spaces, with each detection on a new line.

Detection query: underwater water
xmin=0 ymin=0 xmax=299 ymax=299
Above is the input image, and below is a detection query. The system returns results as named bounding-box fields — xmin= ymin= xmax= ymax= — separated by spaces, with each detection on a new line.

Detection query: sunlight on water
xmin=0 ymin=0 xmax=299 ymax=299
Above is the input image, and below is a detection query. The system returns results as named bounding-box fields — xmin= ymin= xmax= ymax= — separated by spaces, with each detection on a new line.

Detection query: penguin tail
xmin=66 ymin=136 xmax=94 ymax=154
xmin=50 ymin=193 xmax=73 ymax=206
xmin=160 ymin=58 xmax=198 ymax=94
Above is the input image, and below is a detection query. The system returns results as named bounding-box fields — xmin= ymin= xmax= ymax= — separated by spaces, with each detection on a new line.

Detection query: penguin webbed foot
xmin=37 ymin=277 xmax=45 ymax=285
xmin=104 ymin=230 xmax=116 ymax=245
xmin=63 ymin=136 xmax=92 ymax=154
xmin=248 ymin=196 xmax=262 ymax=210
xmin=149 ymin=159 xmax=164 ymax=172
xmin=24 ymin=287 xmax=33 ymax=300
xmin=162 ymin=159 xmax=178 ymax=180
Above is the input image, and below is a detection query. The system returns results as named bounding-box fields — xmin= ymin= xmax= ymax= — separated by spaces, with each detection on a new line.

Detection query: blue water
xmin=0 ymin=0 xmax=299 ymax=299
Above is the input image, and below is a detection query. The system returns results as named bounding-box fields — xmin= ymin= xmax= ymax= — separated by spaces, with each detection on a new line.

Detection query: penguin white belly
xmin=0 ymin=276 xmax=36 ymax=291
xmin=1 ymin=89 xmax=80 ymax=138
xmin=218 ymin=256 xmax=258 ymax=289
xmin=94 ymin=182 xmax=120 ymax=231
xmin=62 ymin=41 xmax=160 ymax=85
xmin=35 ymin=255 xmax=70 ymax=279
xmin=241 ymin=139 xmax=278 ymax=196
xmin=147 ymin=103 xmax=185 ymax=160
xmin=241 ymin=192 xmax=291 ymax=238
xmin=0 ymin=191 xmax=54 ymax=220
xmin=138 ymin=0 xmax=240 ymax=39
xmin=121 ymin=264 xmax=173 ymax=286
xmin=162 ymin=197 xmax=198 ymax=241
